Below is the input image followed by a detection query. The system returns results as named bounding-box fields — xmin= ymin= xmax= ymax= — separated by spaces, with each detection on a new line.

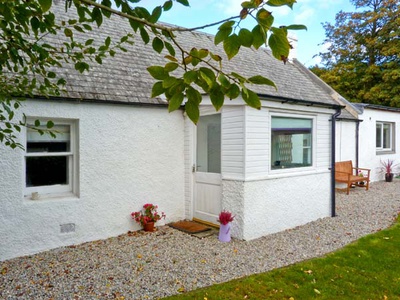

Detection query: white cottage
xmin=0 ymin=1 xmax=355 ymax=261
xmin=349 ymin=104 xmax=400 ymax=182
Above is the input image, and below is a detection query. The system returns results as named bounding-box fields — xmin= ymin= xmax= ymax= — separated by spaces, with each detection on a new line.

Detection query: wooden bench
xmin=335 ymin=160 xmax=370 ymax=195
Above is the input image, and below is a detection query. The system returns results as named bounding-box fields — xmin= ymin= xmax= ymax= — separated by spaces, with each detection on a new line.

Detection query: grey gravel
xmin=1 ymin=181 xmax=400 ymax=299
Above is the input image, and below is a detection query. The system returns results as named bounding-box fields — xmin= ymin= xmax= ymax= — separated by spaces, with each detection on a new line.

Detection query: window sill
xmin=24 ymin=192 xmax=79 ymax=203
xmin=376 ymin=150 xmax=395 ymax=155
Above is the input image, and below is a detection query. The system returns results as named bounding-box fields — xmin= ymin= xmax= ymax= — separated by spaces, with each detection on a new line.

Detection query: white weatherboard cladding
xmin=358 ymin=108 xmax=400 ymax=182
xmin=221 ymin=106 xmax=245 ymax=179
xmin=244 ymin=105 xmax=333 ymax=180
xmin=0 ymin=100 xmax=185 ymax=261
xmin=245 ymin=107 xmax=269 ymax=177
xmin=335 ymin=121 xmax=357 ymax=163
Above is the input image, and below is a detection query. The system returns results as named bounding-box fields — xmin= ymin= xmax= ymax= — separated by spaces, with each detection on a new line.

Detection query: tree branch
xmin=76 ymin=0 xmax=240 ymax=33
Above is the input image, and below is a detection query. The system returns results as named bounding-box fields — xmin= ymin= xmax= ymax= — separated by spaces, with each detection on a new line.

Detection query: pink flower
xmin=218 ymin=210 xmax=234 ymax=225
xmin=131 ymin=203 xmax=166 ymax=228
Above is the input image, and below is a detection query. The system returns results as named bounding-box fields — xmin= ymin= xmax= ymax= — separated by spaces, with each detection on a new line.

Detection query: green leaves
xmin=248 ymin=75 xmax=277 ymax=89
xmin=152 ymin=37 xmax=164 ymax=53
xmin=92 ymin=7 xmax=103 ymax=27
xmin=266 ymin=0 xmax=296 ymax=8
xmin=242 ymin=88 xmax=261 ymax=109
xmin=269 ymin=27 xmax=290 ymax=62
xmin=163 ymin=1 xmax=173 ymax=11
xmin=147 ymin=66 xmax=168 ymax=80
xmin=286 ymin=24 xmax=308 ymax=31
xmin=168 ymin=92 xmax=185 ymax=112
xmin=215 ymin=21 xmax=235 ymax=45
xmin=0 ymin=0 xmax=308 ymax=149
xmin=252 ymin=25 xmax=267 ymax=49
xmin=38 ymin=0 xmax=52 ymax=12
xmin=150 ymin=6 xmax=162 ymax=23
xmin=257 ymin=8 xmax=274 ymax=29
xmin=223 ymin=34 xmax=241 ymax=60
xmin=176 ymin=0 xmax=190 ymax=6
xmin=238 ymin=29 xmax=253 ymax=48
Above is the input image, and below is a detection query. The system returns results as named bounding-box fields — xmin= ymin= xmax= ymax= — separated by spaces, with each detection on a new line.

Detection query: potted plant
xmin=379 ymin=159 xmax=397 ymax=182
xmin=358 ymin=170 xmax=366 ymax=186
xmin=131 ymin=203 xmax=166 ymax=232
xmin=217 ymin=210 xmax=234 ymax=242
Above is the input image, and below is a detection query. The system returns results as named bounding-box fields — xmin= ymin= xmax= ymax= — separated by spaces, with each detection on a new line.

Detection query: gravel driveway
xmin=1 ymin=181 xmax=400 ymax=299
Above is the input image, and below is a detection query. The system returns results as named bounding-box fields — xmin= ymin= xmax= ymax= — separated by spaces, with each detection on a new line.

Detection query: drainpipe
xmin=331 ymin=108 xmax=342 ymax=217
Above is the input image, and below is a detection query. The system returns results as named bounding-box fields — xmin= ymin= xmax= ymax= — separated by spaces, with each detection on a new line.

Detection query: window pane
xmin=376 ymin=123 xmax=382 ymax=148
xmin=271 ymin=117 xmax=312 ymax=170
xmin=27 ymin=125 xmax=70 ymax=153
xmin=383 ymin=124 xmax=391 ymax=149
xmin=196 ymin=114 xmax=221 ymax=173
xmin=26 ymin=156 xmax=68 ymax=187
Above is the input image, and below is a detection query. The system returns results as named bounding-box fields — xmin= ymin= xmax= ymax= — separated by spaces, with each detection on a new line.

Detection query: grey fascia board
xmin=259 ymin=94 xmax=345 ymax=110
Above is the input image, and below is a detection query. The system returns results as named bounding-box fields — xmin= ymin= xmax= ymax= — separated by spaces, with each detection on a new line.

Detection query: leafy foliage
xmin=0 ymin=0 xmax=133 ymax=148
xmin=311 ymin=0 xmax=400 ymax=107
xmin=0 ymin=0 xmax=306 ymax=148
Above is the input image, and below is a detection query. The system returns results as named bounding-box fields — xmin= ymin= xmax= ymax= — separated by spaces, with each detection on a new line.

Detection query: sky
xmin=140 ymin=0 xmax=356 ymax=67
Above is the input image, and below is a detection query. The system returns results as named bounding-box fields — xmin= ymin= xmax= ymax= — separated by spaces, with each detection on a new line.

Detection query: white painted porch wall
xmin=335 ymin=121 xmax=357 ymax=162
xmin=0 ymin=100 xmax=185 ymax=261
xmin=220 ymin=103 xmax=334 ymax=240
xmin=358 ymin=108 xmax=400 ymax=182
xmin=221 ymin=106 xmax=245 ymax=180
xmin=242 ymin=172 xmax=331 ymax=240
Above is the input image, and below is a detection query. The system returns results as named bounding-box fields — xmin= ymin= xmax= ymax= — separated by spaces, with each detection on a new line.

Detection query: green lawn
xmin=164 ymin=215 xmax=400 ymax=300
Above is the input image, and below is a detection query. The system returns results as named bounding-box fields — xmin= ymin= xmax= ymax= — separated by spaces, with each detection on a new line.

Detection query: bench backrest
xmin=335 ymin=160 xmax=353 ymax=175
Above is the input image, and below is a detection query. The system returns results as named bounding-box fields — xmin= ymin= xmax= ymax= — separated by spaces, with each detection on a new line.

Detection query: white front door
xmin=193 ymin=114 xmax=222 ymax=225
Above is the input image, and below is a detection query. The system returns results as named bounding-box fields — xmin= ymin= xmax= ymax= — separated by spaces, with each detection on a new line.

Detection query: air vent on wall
xmin=60 ymin=223 xmax=76 ymax=234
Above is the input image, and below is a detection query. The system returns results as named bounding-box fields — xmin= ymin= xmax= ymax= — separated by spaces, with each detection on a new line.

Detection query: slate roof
xmin=47 ymin=0 xmax=355 ymax=117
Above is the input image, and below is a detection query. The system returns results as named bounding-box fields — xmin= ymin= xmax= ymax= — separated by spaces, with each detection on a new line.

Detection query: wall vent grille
xmin=60 ymin=223 xmax=75 ymax=234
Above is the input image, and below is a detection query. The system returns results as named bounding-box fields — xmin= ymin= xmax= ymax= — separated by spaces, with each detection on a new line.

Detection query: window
xmin=271 ymin=116 xmax=313 ymax=170
xmin=376 ymin=121 xmax=394 ymax=152
xmin=196 ymin=114 xmax=221 ymax=173
xmin=25 ymin=120 xmax=77 ymax=196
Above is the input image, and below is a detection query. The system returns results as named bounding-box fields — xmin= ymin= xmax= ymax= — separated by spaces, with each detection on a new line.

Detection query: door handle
xmin=192 ymin=164 xmax=201 ymax=172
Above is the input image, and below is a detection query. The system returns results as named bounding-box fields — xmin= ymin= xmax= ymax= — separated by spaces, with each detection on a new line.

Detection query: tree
xmin=0 ymin=0 xmax=306 ymax=148
xmin=310 ymin=0 xmax=400 ymax=106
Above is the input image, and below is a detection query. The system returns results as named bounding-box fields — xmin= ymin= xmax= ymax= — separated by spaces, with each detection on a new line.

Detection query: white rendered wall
xmin=223 ymin=173 xmax=331 ymax=240
xmin=0 ymin=100 xmax=185 ymax=261
xmin=335 ymin=120 xmax=357 ymax=163
xmin=358 ymin=108 xmax=400 ymax=182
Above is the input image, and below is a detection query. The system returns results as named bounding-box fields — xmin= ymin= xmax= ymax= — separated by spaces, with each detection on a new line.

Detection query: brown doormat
xmin=169 ymin=220 xmax=211 ymax=234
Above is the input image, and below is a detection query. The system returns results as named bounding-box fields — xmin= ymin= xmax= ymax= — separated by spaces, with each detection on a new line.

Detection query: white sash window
xmin=25 ymin=120 xmax=77 ymax=197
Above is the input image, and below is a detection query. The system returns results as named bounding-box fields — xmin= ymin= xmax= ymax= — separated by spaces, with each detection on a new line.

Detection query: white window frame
xmin=376 ymin=121 xmax=394 ymax=152
xmin=270 ymin=113 xmax=315 ymax=171
xmin=24 ymin=119 xmax=77 ymax=197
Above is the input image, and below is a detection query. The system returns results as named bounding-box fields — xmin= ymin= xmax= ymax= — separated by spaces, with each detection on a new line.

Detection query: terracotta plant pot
xmin=143 ymin=222 xmax=155 ymax=232
xmin=385 ymin=173 xmax=394 ymax=182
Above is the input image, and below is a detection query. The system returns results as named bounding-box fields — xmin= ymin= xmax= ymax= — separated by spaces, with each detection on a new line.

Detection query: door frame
xmin=191 ymin=109 xmax=222 ymax=225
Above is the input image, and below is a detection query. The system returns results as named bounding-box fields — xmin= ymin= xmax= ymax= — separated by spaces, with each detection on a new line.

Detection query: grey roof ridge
xmin=355 ymin=103 xmax=400 ymax=113
xmin=291 ymin=59 xmax=361 ymax=118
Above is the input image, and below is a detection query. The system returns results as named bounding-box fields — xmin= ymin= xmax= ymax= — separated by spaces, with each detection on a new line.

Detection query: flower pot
xmin=385 ymin=173 xmax=394 ymax=182
xmin=218 ymin=223 xmax=231 ymax=242
xmin=143 ymin=222 xmax=155 ymax=232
